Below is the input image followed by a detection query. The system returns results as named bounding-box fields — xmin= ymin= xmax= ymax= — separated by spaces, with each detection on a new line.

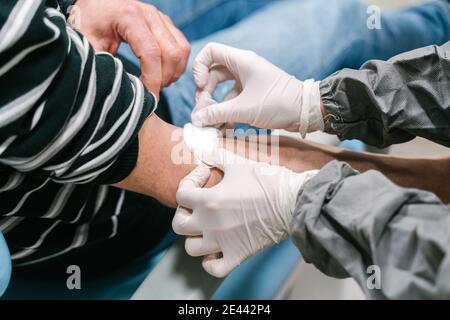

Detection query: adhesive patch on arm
xmin=183 ymin=123 xmax=220 ymax=164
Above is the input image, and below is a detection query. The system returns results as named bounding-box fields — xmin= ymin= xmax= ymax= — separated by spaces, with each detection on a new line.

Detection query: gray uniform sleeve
xmin=290 ymin=161 xmax=450 ymax=299
xmin=320 ymin=41 xmax=450 ymax=148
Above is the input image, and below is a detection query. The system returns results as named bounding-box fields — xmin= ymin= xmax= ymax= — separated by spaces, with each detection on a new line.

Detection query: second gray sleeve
xmin=290 ymin=161 xmax=450 ymax=299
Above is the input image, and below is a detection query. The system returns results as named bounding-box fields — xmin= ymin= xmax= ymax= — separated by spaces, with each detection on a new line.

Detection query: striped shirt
xmin=0 ymin=0 xmax=160 ymax=269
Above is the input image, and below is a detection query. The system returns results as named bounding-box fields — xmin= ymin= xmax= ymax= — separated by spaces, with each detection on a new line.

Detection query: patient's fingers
xmin=137 ymin=3 xmax=190 ymax=88
xmin=159 ymin=12 xmax=191 ymax=82
xmin=116 ymin=9 xmax=162 ymax=95
xmin=172 ymin=206 xmax=201 ymax=236
xmin=185 ymin=236 xmax=220 ymax=257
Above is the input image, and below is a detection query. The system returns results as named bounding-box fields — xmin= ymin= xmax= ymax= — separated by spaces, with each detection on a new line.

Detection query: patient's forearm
xmin=277 ymin=138 xmax=450 ymax=203
xmin=113 ymin=115 xmax=213 ymax=207
xmin=115 ymin=115 xmax=450 ymax=207
xmin=223 ymin=135 xmax=450 ymax=202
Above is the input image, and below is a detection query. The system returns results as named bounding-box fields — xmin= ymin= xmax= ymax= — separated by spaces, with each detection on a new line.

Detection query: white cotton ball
xmin=183 ymin=123 xmax=220 ymax=165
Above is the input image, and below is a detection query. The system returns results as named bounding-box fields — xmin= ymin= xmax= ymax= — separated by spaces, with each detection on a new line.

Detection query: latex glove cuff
xmin=281 ymin=169 xmax=319 ymax=234
xmin=299 ymin=79 xmax=324 ymax=138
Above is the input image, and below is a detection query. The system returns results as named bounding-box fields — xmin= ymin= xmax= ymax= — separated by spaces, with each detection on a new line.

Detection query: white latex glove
xmin=172 ymin=148 xmax=318 ymax=278
xmin=191 ymin=43 xmax=324 ymax=137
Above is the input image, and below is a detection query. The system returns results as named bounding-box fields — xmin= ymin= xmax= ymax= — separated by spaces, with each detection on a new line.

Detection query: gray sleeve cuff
xmin=320 ymin=41 xmax=450 ymax=148
xmin=319 ymin=78 xmax=345 ymax=136
xmin=290 ymin=160 xmax=359 ymax=279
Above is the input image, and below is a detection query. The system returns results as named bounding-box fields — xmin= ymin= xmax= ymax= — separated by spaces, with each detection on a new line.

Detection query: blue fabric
xmin=213 ymin=239 xmax=300 ymax=300
xmin=5 ymin=0 xmax=449 ymax=300
xmin=340 ymin=140 xmax=367 ymax=152
xmin=145 ymin=0 xmax=279 ymax=42
xmin=0 ymin=232 xmax=11 ymax=297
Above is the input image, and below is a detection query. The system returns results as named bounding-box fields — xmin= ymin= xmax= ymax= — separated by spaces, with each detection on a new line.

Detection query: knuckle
xmin=142 ymin=44 xmax=162 ymax=58
xmin=146 ymin=4 xmax=157 ymax=12
xmin=163 ymin=13 xmax=173 ymax=22
xmin=182 ymin=43 xmax=192 ymax=56
xmin=169 ymin=48 xmax=183 ymax=60
xmin=122 ymin=4 xmax=140 ymax=17
xmin=172 ymin=74 xmax=181 ymax=82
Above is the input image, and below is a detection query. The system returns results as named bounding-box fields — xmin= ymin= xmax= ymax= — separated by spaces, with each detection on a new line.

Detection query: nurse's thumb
xmin=191 ymin=98 xmax=239 ymax=127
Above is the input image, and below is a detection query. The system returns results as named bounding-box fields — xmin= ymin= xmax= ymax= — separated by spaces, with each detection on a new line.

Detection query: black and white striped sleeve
xmin=0 ymin=0 xmax=157 ymax=185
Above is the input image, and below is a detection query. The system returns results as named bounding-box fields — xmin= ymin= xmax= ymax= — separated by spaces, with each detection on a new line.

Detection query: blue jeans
xmin=120 ymin=0 xmax=450 ymax=127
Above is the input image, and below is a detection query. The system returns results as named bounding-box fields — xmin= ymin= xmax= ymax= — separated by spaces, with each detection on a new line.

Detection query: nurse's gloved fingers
xmin=194 ymin=91 xmax=217 ymax=113
xmin=184 ymin=236 xmax=220 ymax=257
xmin=191 ymin=96 xmax=240 ymax=127
xmin=179 ymin=165 xmax=211 ymax=189
xmin=176 ymin=188 xmax=206 ymax=210
xmin=203 ymin=65 xmax=235 ymax=95
xmin=200 ymin=148 xmax=250 ymax=172
xmin=193 ymin=42 xmax=246 ymax=89
xmin=193 ymin=68 xmax=240 ymax=115
xmin=202 ymin=253 xmax=235 ymax=278
xmin=214 ymin=84 xmax=240 ymax=131
xmin=172 ymin=206 xmax=202 ymax=236
xmin=176 ymin=165 xmax=211 ymax=208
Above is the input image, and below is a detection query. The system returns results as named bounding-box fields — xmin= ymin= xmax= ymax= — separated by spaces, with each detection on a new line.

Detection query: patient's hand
xmin=74 ymin=0 xmax=190 ymax=95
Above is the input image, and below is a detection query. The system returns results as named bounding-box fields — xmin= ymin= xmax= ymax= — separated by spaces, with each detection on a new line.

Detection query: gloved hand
xmin=172 ymin=148 xmax=318 ymax=278
xmin=191 ymin=43 xmax=324 ymax=137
